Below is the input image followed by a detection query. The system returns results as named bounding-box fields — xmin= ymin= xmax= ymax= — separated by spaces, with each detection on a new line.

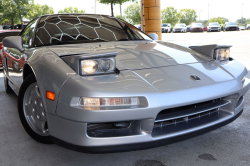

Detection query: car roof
xmin=39 ymin=13 xmax=110 ymax=18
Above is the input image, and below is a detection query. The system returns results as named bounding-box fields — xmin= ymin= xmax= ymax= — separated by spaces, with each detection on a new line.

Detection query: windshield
xmin=209 ymin=23 xmax=220 ymax=26
xmin=175 ymin=24 xmax=185 ymax=27
xmin=34 ymin=14 xmax=151 ymax=46
xmin=227 ymin=22 xmax=237 ymax=25
xmin=162 ymin=24 xmax=169 ymax=27
xmin=192 ymin=23 xmax=202 ymax=26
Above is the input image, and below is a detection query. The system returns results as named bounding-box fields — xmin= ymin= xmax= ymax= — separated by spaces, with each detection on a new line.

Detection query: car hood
xmin=191 ymin=26 xmax=202 ymax=28
xmin=226 ymin=25 xmax=238 ymax=27
xmin=174 ymin=27 xmax=185 ymax=28
xmin=48 ymin=41 xmax=209 ymax=70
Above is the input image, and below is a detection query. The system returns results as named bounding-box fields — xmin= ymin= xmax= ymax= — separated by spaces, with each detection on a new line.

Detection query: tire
xmin=18 ymin=74 xmax=53 ymax=144
xmin=3 ymin=71 xmax=13 ymax=93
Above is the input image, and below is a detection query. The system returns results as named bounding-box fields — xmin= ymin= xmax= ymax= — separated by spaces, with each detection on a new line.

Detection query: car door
xmin=4 ymin=19 xmax=38 ymax=91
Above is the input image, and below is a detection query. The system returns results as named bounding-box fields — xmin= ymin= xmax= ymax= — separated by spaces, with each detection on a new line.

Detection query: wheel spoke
xmin=34 ymin=120 xmax=47 ymax=134
xmin=24 ymin=104 xmax=33 ymax=116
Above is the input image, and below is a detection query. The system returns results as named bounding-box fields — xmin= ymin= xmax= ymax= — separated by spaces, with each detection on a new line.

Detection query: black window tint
xmin=20 ymin=19 xmax=38 ymax=47
xmin=35 ymin=14 xmax=151 ymax=46
xmin=0 ymin=32 xmax=20 ymax=42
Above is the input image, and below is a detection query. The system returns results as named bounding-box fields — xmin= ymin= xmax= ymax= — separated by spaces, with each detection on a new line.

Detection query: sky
xmin=34 ymin=0 xmax=250 ymax=22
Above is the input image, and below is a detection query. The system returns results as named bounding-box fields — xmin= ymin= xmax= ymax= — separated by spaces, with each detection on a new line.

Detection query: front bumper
xmin=173 ymin=28 xmax=185 ymax=32
xmin=225 ymin=27 xmax=239 ymax=31
xmin=208 ymin=28 xmax=221 ymax=32
xmin=190 ymin=28 xmax=203 ymax=32
xmin=51 ymin=109 xmax=243 ymax=153
xmin=48 ymin=74 xmax=250 ymax=153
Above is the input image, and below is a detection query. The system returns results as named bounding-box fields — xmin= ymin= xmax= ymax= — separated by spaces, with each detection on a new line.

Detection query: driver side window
xmin=20 ymin=18 xmax=38 ymax=48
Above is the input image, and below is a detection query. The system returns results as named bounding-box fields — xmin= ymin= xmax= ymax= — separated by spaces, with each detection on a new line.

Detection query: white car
xmin=173 ymin=23 xmax=187 ymax=33
xmin=207 ymin=22 xmax=221 ymax=32
xmin=239 ymin=26 xmax=245 ymax=30
xmin=161 ymin=23 xmax=171 ymax=33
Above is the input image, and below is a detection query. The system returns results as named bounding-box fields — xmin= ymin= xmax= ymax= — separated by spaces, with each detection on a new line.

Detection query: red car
xmin=190 ymin=23 xmax=203 ymax=32
xmin=203 ymin=26 xmax=207 ymax=31
xmin=0 ymin=30 xmax=21 ymax=67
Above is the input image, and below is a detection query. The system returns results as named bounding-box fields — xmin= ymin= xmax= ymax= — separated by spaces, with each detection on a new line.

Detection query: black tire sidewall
xmin=18 ymin=74 xmax=53 ymax=144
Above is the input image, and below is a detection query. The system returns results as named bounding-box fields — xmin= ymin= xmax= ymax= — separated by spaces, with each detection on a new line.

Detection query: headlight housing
xmin=214 ymin=48 xmax=230 ymax=61
xmin=80 ymin=57 xmax=116 ymax=76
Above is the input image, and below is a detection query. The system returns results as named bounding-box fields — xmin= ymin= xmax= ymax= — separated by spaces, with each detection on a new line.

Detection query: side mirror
xmin=3 ymin=36 xmax=24 ymax=52
xmin=148 ymin=33 xmax=158 ymax=40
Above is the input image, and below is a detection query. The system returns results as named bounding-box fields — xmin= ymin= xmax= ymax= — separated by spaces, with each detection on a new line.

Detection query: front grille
xmin=154 ymin=108 xmax=218 ymax=128
xmin=175 ymin=28 xmax=182 ymax=31
xmin=228 ymin=27 xmax=237 ymax=31
xmin=152 ymin=98 xmax=231 ymax=137
xmin=157 ymin=99 xmax=220 ymax=116
xmin=193 ymin=28 xmax=202 ymax=31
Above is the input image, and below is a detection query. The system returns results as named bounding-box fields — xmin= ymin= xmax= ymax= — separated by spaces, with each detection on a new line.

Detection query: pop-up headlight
xmin=80 ymin=57 xmax=116 ymax=76
xmin=214 ymin=48 xmax=230 ymax=61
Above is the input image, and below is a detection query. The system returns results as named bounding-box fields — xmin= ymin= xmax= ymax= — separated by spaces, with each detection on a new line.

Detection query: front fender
xmin=27 ymin=48 xmax=76 ymax=115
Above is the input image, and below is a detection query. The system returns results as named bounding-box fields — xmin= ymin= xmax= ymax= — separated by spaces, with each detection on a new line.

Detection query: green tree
xmin=218 ymin=17 xmax=229 ymax=22
xmin=178 ymin=9 xmax=197 ymax=25
xmin=58 ymin=7 xmax=85 ymax=14
xmin=196 ymin=20 xmax=208 ymax=26
xmin=0 ymin=0 xmax=32 ymax=28
xmin=124 ymin=3 xmax=140 ymax=24
xmin=161 ymin=7 xmax=179 ymax=27
xmin=209 ymin=17 xmax=228 ymax=25
xmin=27 ymin=3 xmax=54 ymax=20
xmin=98 ymin=0 xmax=135 ymax=17
xmin=115 ymin=15 xmax=126 ymax=20
xmin=14 ymin=0 xmax=31 ymax=29
xmin=0 ymin=0 xmax=32 ymax=29
xmin=236 ymin=17 xmax=250 ymax=26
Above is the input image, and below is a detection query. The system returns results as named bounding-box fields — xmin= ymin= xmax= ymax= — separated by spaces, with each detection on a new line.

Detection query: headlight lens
xmin=81 ymin=60 xmax=98 ymax=74
xmin=79 ymin=97 xmax=140 ymax=107
xmin=80 ymin=57 xmax=115 ymax=75
xmin=214 ymin=48 xmax=230 ymax=61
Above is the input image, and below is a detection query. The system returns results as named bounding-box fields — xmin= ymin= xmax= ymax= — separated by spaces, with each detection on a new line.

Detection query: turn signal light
xmin=46 ymin=91 xmax=55 ymax=101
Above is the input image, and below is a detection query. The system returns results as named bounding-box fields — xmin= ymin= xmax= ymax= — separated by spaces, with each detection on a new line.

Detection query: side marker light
xmin=46 ymin=91 xmax=55 ymax=101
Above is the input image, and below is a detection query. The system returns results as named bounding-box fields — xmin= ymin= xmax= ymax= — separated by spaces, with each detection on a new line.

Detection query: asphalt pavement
xmin=0 ymin=31 xmax=250 ymax=166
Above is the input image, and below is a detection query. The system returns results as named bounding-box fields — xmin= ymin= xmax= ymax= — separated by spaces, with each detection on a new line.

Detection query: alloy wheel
xmin=23 ymin=83 xmax=49 ymax=136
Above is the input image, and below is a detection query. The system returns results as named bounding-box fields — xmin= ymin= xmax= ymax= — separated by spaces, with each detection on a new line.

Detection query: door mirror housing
xmin=3 ymin=36 xmax=24 ymax=52
xmin=148 ymin=33 xmax=158 ymax=40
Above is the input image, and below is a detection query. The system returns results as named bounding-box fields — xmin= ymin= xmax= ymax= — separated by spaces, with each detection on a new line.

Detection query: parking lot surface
xmin=0 ymin=31 xmax=250 ymax=166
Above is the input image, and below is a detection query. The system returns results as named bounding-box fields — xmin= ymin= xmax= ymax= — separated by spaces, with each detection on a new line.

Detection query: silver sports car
xmin=1 ymin=14 xmax=250 ymax=153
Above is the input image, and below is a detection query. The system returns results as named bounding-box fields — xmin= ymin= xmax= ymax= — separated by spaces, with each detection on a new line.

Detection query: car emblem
xmin=190 ymin=75 xmax=201 ymax=81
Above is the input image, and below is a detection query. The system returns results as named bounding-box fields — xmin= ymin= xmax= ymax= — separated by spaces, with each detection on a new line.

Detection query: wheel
xmin=3 ymin=72 xmax=13 ymax=93
xmin=18 ymin=74 xmax=53 ymax=144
